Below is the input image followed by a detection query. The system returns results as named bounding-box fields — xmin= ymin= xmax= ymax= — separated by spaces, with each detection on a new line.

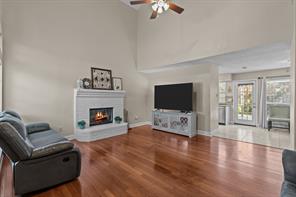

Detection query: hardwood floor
xmin=1 ymin=125 xmax=283 ymax=197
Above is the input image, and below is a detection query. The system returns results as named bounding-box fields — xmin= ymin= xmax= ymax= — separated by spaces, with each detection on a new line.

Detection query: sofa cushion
xmin=0 ymin=114 xmax=27 ymax=139
xmin=281 ymin=181 xmax=296 ymax=197
xmin=28 ymin=129 xmax=68 ymax=148
xmin=0 ymin=122 xmax=33 ymax=162
xmin=31 ymin=141 xmax=74 ymax=159
xmin=26 ymin=122 xmax=51 ymax=134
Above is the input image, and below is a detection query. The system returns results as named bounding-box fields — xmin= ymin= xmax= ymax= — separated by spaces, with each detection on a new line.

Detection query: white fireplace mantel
xmin=75 ymin=88 xmax=126 ymax=98
xmin=74 ymin=88 xmax=128 ymax=142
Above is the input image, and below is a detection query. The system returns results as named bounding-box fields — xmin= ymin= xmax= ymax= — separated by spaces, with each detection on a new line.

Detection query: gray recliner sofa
xmin=281 ymin=149 xmax=296 ymax=197
xmin=0 ymin=110 xmax=81 ymax=195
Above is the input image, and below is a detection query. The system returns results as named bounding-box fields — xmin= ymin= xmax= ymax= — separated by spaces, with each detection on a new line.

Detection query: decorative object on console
xmin=114 ymin=116 xmax=123 ymax=124
xmin=82 ymin=78 xmax=92 ymax=89
xmin=91 ymin=67 xmax=113 ymax=90
xmin=76 ymin=79 xmax=83 ymax=89
xmin=113 ymin=77 xmax=123 ymax=90
xmin=77 ymin=120 xmax=86 ymax=129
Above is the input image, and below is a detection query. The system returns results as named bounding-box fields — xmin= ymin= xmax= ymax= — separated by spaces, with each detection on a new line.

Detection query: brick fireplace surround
xmin=74 ymin=89 xmax=128 ymax=142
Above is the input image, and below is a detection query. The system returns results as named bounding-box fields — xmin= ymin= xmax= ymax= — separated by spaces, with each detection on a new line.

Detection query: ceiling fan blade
xmin=150 ymin=10 xmax=158 ymax=19
xmin=169 ymin=2 xmax=184 ymax=14
xmin=130 ymin=0 xmax=152 ymax=5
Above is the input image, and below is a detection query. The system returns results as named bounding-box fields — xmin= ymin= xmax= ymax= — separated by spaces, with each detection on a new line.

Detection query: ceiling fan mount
xmin=130 ymin=0 xmax=184 ymax=19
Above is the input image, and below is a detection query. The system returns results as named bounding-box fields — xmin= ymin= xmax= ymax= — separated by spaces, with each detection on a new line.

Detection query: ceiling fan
xmin=130 ymin=0 xmax=184 ymax=19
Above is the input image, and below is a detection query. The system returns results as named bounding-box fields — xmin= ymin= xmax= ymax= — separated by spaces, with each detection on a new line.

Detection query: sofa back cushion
xmin=0 ymin=122 xmax=33 ymax=162
xmin=4 ymin=110 xmax=22 ymax=120
xmin=0 ymin=113 xmax=27 ymax=139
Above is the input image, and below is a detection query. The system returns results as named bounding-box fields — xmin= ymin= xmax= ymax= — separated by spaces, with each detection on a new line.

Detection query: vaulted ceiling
xmin=118 ymin=0 xmax=292 ymax=74
xmin=120 ymin=0 xmax=140 ymax=9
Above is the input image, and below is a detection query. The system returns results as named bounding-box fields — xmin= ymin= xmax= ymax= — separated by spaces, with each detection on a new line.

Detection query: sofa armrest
xmin=31 ymin=141 xmax=74 ymax=159
xmin=14 ymin=148 xmax=81 ymax=195
xmin=283 ymin=149 xmax=296 ymax=184
xmin=26 ymin=122 xmax=50 ymax=134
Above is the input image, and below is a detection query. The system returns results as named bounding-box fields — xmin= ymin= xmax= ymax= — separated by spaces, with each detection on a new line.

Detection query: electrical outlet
xmin=135 ymin=115 xmax=139 ymax=120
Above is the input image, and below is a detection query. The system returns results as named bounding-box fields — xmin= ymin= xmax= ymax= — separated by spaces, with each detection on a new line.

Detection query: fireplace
xmin=89 ymin=107 xmax=113 ymax=126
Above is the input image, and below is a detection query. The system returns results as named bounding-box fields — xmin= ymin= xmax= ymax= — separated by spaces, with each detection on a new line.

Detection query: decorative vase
xmin=114 ymin=116 xmax=122 ymax=124
xmin=77 ymin=120 xmax=86 ymax=129
xmin=78 ymin=124 xmax=85 ymax=129
xmin=76 ymin=79 xmax=83 ymax=89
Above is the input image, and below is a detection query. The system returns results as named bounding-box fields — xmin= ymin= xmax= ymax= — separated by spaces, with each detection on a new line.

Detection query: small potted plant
xmin=77 ymin=120 xmax=86 ymax=129
xmin=114 ymin=116 xmax=122 ymax=124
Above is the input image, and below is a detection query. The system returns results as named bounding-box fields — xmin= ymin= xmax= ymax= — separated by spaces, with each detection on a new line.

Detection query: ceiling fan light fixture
xmin=129 ymin=0 xmax=184 ymax=20
xmin=158 ymin=8 xmax=164 ymax=14
xmin=163 ymin=3 xmax=169 ymax=11
xmin=152 ymin=0 xmax=170 ymax=14
xmin=152 ymin=3 xmax=158 ymax=11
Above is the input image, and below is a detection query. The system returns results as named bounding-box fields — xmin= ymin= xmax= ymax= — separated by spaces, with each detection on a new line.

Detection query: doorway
xmin=234 ymin=81 xmax=257 ymax=126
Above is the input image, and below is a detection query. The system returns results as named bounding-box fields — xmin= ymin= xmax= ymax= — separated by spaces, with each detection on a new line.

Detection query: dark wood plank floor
xmin=1 ymin=125 xmax=283 ymax=197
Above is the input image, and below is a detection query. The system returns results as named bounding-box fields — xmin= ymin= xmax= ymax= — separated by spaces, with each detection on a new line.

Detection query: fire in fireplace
xmin=89 ymin=108 xmax=113 ymax=126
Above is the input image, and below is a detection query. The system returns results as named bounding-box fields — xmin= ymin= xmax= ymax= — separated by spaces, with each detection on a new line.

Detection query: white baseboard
xmin=64 ymin=122 xmax=152 ymax=140
xmin=129 ymin=121 xmax=151 ymax=128
xmin=197 ymin=130 xmax=212 ymax=137
xmin=65 ymin=125 xmax=211 ymax=139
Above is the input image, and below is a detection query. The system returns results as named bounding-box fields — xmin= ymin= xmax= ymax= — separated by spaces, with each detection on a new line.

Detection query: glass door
xmin=234 ymin=81 xmax=256 ymax=126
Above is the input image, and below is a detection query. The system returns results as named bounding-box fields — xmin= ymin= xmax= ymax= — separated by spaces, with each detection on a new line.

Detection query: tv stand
xmin=152 ymin=110 xmax=197 ymax=138
xmin=180 ymin=110 xmax=190 ymax=114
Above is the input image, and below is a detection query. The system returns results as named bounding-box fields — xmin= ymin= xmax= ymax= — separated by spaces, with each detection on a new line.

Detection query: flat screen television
xmin=154 ymin=83 xmax=193 ymax=111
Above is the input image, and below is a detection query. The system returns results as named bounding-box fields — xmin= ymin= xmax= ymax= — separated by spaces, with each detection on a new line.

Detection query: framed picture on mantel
xmin=91 ymin=67 xmax=113 ymax=90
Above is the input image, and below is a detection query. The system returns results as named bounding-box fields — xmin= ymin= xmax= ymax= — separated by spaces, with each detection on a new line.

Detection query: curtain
xmin=257 ymin=77 xmax=267 ymax=128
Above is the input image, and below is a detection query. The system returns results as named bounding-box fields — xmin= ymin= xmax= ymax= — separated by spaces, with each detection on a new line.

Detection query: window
xmin=266 ymin=77 xmax=290 ymax=128
xmin=266 ymin=77 xmax=290 ymax=105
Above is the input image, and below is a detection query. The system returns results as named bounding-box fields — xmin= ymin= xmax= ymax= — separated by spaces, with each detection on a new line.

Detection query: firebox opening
xmin=90 ymin=107 xmax=113 ymax=126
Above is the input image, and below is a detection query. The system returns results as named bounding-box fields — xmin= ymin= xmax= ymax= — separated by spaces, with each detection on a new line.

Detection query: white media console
xmin=152 ymin=111 xmax=197 ymax=138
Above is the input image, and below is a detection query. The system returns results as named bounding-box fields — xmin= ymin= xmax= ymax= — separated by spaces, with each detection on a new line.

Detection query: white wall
xmin=209 ymin=65 xmax=219 ymax=131
xmin=145 ymin=64 xmax=219 ymax=132
xmin=219 ymin=73 xmax=232 ymax=82
xmin=2 ymin=0 xmax=149 ymax=135
xmin=137 ymin=0 xmax=293 ymax=70
xmin=290 ymin=0 xmax=296 ymax=150
xmin=0 ymin=2 xmax=2 ymax=112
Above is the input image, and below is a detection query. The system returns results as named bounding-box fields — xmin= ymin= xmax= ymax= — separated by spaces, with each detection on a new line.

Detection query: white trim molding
xmin=129 ymin=121 xmax=151 ymax=128
xmin=197 ymin=130 xmax=212 ymax=137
